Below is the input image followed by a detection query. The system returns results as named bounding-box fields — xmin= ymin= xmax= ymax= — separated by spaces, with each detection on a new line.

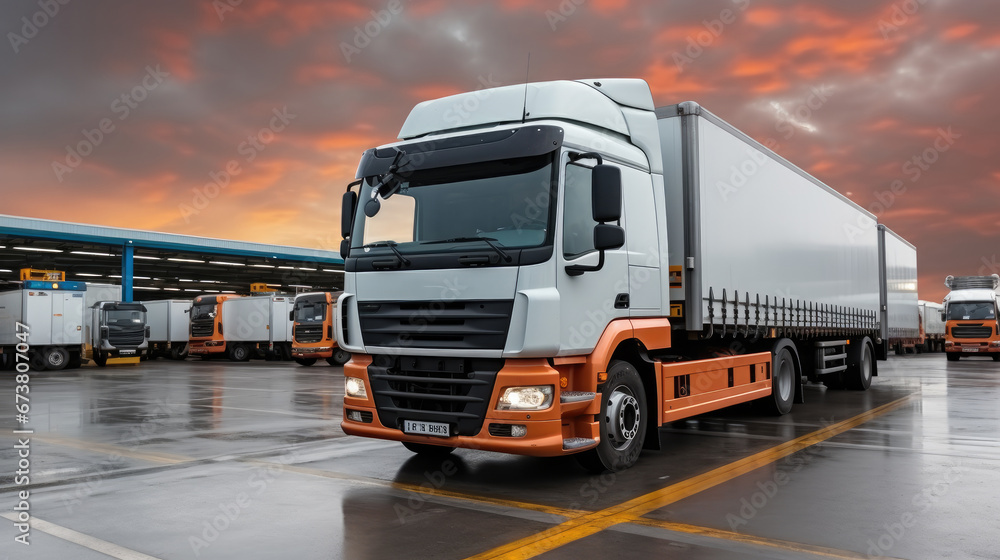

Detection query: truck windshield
xmin=351 ymin=154 xmax=554 ymax=255
xmin=947 ymin=302 xmax=996 ymax=320
xmin=294 ymin=301 xmax=327 ymax=323
xmin=106 ymin=310 xmax=145 ymax=324
xmin=190 ymin=304 xmax=216 ymax=321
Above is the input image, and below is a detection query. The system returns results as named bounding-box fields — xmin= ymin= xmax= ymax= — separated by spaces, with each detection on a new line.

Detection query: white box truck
xmin=336 ymin=78 xmax=915 ymax=471
xmin=219 ymin=294 xmax=295 ymax=361
xmin=142 ymin=300 xmax=192 ymax=360
xmin=0 ymin=280 xmax=87 ymax=370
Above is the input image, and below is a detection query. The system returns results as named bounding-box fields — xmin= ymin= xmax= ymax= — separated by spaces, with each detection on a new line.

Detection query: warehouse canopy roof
xmin=0 ymin=214 xmax=343 ymax=300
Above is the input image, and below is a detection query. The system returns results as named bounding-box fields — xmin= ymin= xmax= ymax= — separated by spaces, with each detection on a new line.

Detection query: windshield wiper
xmin=423 ymin=237 xmax=512 ymax=263
xmin=363 ymin=241 xmax=411 ymax=266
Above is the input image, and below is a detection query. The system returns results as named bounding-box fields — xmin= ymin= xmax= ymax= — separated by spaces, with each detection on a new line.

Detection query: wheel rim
xmin=48 ymin=351 xmax=65 ymax=367
xmin=776 ymin=354 xmax=793 ymax=402
xmin=606 ymin=387 xmax=640 ymax=450
xmin=862 ymin=346 xmax=872 ymax=383
xmin=235 ymin=347 xmax=246 ymax=360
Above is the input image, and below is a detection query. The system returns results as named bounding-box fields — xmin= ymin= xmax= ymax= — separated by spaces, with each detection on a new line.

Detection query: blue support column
xmin=122 ymin=241 xmax=134 ymax=302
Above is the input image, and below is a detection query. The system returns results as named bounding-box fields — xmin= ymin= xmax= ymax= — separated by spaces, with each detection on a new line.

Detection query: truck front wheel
xmin=577 ymin=360 xmax=647 ymax=473
xmin=946 ymin=353 xmax=960 ymax=362
xmin=402 ymin=441 xmax=455 ymax=457
xmin=328 ymin=349 xmax=351 ymax=366
xmin=228 ymin=343 xmax=250 ymax=362
xmin=44 ymin=347 xmax=69 ymax=371
xmin=295 ymin=358 xmax=317 ymax=366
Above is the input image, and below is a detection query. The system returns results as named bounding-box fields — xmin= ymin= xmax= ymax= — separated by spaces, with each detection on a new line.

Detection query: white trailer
xmin=0 ymin=280 xmax=87 ymax=370
xmin=142 ymin=300 xmax=192 ymax=359
xmin=918 ymin=300 xmax=945 ymax=352
xmin=877 ymin=225 xmax=920 ymax=355
xmin=337 ymin=78 xmax=915 ymax=471
xmin=220 ymin=294 xmax=294 ymax=361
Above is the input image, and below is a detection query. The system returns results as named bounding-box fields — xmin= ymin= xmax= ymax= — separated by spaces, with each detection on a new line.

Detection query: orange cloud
xmin=943 ymin=24 xmax=978 ymax=40
xmin=746 ymin=7 xmax=783 ymax=27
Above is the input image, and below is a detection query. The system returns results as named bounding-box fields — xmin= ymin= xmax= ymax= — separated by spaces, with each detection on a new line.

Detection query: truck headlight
xmin=497 ymin=386 xmax=553 ymax=411
xmin=345 ymin=377 xmax=367 ymax=398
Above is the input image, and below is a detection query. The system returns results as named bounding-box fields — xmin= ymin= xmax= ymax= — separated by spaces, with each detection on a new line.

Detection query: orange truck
xmin=291 ymin=291 xmax=350 ymax=366
xmin=336 ymin=79 xmax=916 ymax=472
xmin=187 ymin=294 xmax=240 ymax=359
xmin=943 ymin=275 xmax=1000 ymax=361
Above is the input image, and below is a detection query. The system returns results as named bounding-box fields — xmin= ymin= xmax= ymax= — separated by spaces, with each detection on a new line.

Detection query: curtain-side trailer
xmin=337 ymin=78 xmax=913 ymax=471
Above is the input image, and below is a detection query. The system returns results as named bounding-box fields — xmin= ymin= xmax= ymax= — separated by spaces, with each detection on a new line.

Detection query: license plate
xmin=403 ymin=420 xmax=450 ymax=437
xmin=962 ymin=347 xmax=980 ymax=353
xmin=120 ymin=350 xmax=135 ymax=355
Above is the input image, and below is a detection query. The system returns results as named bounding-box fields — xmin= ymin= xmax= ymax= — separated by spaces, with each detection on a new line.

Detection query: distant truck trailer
xmin=0 ymin=280 xmax=87 ymax=370
xmin=220 ymin=294 xmax=295 ymax=361
xmin=917 ymin=300 xmax=945 ymax=353
xmin=291 ymin=291 xmax=350 ymax=366
xmin=142 ymin=299 xmax=191 ymax=360
xmin=878 ymin=225 xmax=920 ymax=356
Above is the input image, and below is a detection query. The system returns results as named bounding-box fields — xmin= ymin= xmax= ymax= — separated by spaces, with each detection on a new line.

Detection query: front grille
xmin=952 ymin=325 xmax=993 ymax=339
xmin=294 ymin=324 xmax=323 ymax=344
xmin=109 ymin=330 xmax=145 ymax=347
xmin=191 ymin=319 xmax=214 ymax=338
xmin=369 ymin=355 xmax=502 ymax=436
xmin=358 ymin=300 xmax=514 ymax=350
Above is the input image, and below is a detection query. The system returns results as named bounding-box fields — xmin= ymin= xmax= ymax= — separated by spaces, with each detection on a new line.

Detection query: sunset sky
xmin=2 ymin=0 xmax=999 ymax=302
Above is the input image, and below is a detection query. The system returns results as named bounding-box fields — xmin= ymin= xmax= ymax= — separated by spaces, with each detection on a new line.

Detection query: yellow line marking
xmin=1 ymin=512 xmax=164 ymax=560
xmin=33 ymin=434 xmax=190 ymax=464
xmin=629 ymin=518 xmax=906 ymax=560
xmin=466 ymin=394 xmax=917 ymax=560
xmin=247 ymin=460 xmax=586 ymax=520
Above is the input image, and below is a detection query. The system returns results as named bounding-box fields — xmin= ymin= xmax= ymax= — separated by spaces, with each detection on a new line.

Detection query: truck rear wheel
xmin=328 ymin=349 xmax=351 ymax=366
xmin=44 ymin=347 xmax=69 ymax=371
xmin=295 ymin=358 xmax=317 ymax=366
xmin=170 ymin=344 xmax=188 ymax=360
xmin=764 ymin=345 xmax=795 ymax=415
xmin=946 ymin=353 xmax=959 ymax=362
xmin=845 ymin=337 xmax=874 ymax=391
xmin=402 ymin=441 xmax=455 ymax=457
xmin=577 ymin=360 xmax=647 ymax=473
xmin=228 ymin=343 xmax=250 ymax=362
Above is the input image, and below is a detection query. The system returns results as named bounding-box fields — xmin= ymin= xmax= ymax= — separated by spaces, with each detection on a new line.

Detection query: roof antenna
xmin=521 ymin=52 xmax=531 ymax=123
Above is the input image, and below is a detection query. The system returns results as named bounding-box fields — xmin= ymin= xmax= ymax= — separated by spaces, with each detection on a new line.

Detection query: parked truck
xmin=918 ymin=300 xmax=945 ymax=353
xmin=943 ymin=275 xmax=1000 ymax=361
xmin=85 ymin=300 xmax=149 ymax=366
xmin=142 ymin=299 xmax=191 ymax=360
xmin=0 ymin=279 xmax=87 ymax=370
xmin=336 ymin=78 xmax=915 ymax=472
xmin=291 ymin=291 xmax=350 ymax=366
xmin=188 ymin=294 xmax=240 ymax=359
xmin=878 ymin=225 xmax=920 ymax=355
xmin=219 ymin=294 xmax=295 ymax=361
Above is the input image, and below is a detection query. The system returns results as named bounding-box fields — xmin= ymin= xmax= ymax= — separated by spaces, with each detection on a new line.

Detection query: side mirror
xmin=341 ymin=191 xmax=357 ymax=238
xmin=340 ymin=238 xmax=351 ymax=260
xmin=591 ymin=164 xmax=621 ymax=222
xmin=594 ymin=224 xmax=625 ymax=251
xmin=289 ymin=311 xmax=294 ymax=322
xmin=940 ymin=312 xmax=946 ymax=322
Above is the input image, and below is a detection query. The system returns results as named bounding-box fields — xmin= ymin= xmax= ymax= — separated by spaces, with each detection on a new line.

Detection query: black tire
xmin=402 ymin=441 xmax=455 ymax=456
xmin=170 ymin=345 xmax=188 ymax=360
xmin=295 ymin=358 xmax=317 ymax=366
xmin=93 ymin=352 xmax=108 ymax=367
xmin=765 ymin=345 xmax=796 ymax=414
xmin=946 ymin=353 xmax=960 ymax=362
xmin=328 ymin=349 xmax=351 ymax=366
xmin=44 ymin=347 xmax=69 ymax=371
xmin=67 ymin=353 xmax=82 ymax=369
xmin=228 ymin=343 xmax=250 ymax=362
xmin=993 ymin=355 xmax=999 ymax=362
xmin=199 ymin=354 xmax=212 ymax=361
xmin=845 ymin=337 xmax=874 ymax=391
xmin=577 ymin=360 xmax=647 ymax=473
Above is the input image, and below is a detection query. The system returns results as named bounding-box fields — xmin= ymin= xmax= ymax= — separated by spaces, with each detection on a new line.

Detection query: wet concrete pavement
xmin=1 ymin=353 xmax=997 ymax=559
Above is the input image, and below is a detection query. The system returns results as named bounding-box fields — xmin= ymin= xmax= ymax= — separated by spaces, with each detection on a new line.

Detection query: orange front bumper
xmin=341 ymin=357 xmax=600 ymax=457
